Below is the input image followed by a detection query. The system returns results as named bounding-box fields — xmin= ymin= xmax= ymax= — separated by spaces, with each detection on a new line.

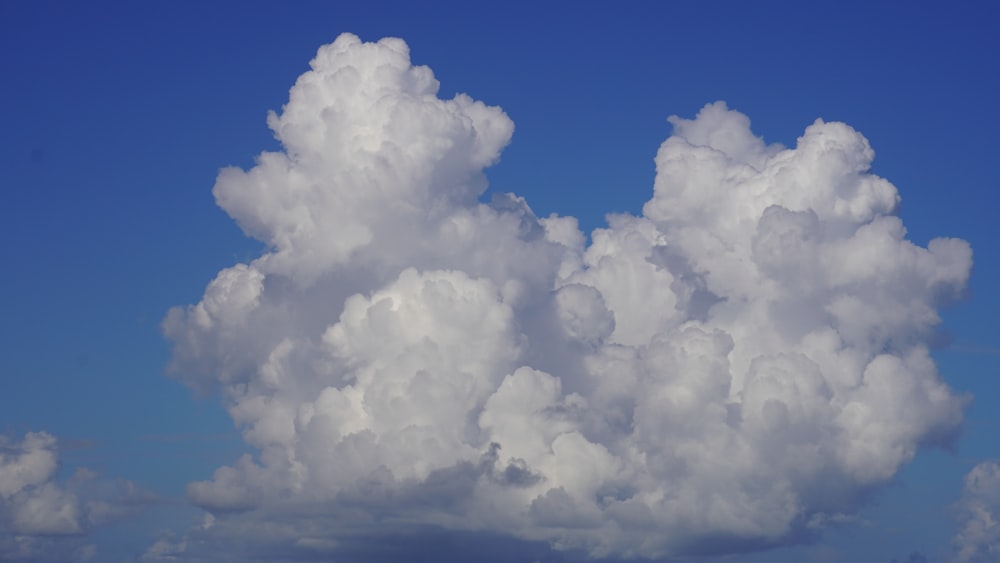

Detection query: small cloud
xmin=952 ymin=461 xmax=1000 ymax=562
xmin=0 ymin=431 xmax=153 ymax=561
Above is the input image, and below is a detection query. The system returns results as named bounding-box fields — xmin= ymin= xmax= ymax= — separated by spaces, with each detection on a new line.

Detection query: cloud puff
xmin=0 ymin=432 xmax=80 ymax=539
xmin=0 ymin=432 xmax=152 ymax=562
xmin=953 ymin=461 xmax=1000 ymax=562
xmin=162 ymin=33 xmax=972 ymax=560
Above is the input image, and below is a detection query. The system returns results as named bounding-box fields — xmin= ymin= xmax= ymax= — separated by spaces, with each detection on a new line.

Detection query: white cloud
xmin=0 ymin=432 xmax=154 ymax=562
xmin=0 ymin=432 xmax=80 ymax=537
xmin=953 ymin=461 xmax=1000 ymax=562
xmin=161 ymin=33 xmax=972 ymax=560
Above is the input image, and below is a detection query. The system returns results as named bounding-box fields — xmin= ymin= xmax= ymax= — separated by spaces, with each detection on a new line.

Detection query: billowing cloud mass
xmin=162 ymin=33 xmax=972 ymax=560
xmin=953 ymin=461 xmax=1000 ymax=562
xmin=0 ymin=432 xmax=150 ymax=562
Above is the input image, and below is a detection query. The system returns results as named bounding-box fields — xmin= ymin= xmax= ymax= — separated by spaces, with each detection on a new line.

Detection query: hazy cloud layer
xmin=0 ymin=432 xmax=151 ymax=561
xmin=161 ymin=33 xmax=972 ymax=560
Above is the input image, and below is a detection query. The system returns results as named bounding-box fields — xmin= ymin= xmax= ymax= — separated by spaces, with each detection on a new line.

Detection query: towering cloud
xmin=161 ymin=33 xmax=972 ymax=560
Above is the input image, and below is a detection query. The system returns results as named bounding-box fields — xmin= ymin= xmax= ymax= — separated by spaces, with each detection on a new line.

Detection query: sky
xmin=1 ymin=1 xmax=998 ymax=562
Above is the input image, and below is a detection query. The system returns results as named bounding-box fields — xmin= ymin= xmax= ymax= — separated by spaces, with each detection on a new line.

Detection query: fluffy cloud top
xmin=162 ymin=33 xmax=972 ymax=560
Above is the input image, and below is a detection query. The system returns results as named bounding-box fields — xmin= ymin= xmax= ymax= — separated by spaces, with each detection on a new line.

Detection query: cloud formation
xmin=162 ymin=33 xmax=972 ymax=560
xmin=0 ymin=432 xmax=150 ymax=562
xmin=953 ymin=461 xmax=1000 ymax=562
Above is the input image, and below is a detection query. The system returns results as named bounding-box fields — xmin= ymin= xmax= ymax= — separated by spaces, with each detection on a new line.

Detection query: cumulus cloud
xmin=161 ymin=33 xmax=972 ymax=560
xmin=952 ymin=461 xmax=1000 ymax=562
xmin=0 ymin=432 xmax=153 ymax=561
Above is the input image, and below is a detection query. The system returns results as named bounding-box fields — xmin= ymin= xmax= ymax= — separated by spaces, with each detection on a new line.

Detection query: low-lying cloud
xmin=953 ymin=461 xmax=1000 ymax=562
xmin=161 ymin=33 xmax=972 ymax=560
xmin=0 ymin=432 xmax=152 ymax=562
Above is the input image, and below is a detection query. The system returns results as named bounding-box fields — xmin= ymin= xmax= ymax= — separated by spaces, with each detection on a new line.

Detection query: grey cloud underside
xmin=159 ymin=33 xmax=972 ymax=560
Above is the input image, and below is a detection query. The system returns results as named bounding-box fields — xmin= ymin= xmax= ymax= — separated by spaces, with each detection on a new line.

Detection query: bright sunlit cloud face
xmin=160 ymin=33 xmax=972 ymax=560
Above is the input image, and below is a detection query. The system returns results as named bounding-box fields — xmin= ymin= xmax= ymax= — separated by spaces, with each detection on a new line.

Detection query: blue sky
xmin=1 ymin=1 xmax=998 ymax=561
